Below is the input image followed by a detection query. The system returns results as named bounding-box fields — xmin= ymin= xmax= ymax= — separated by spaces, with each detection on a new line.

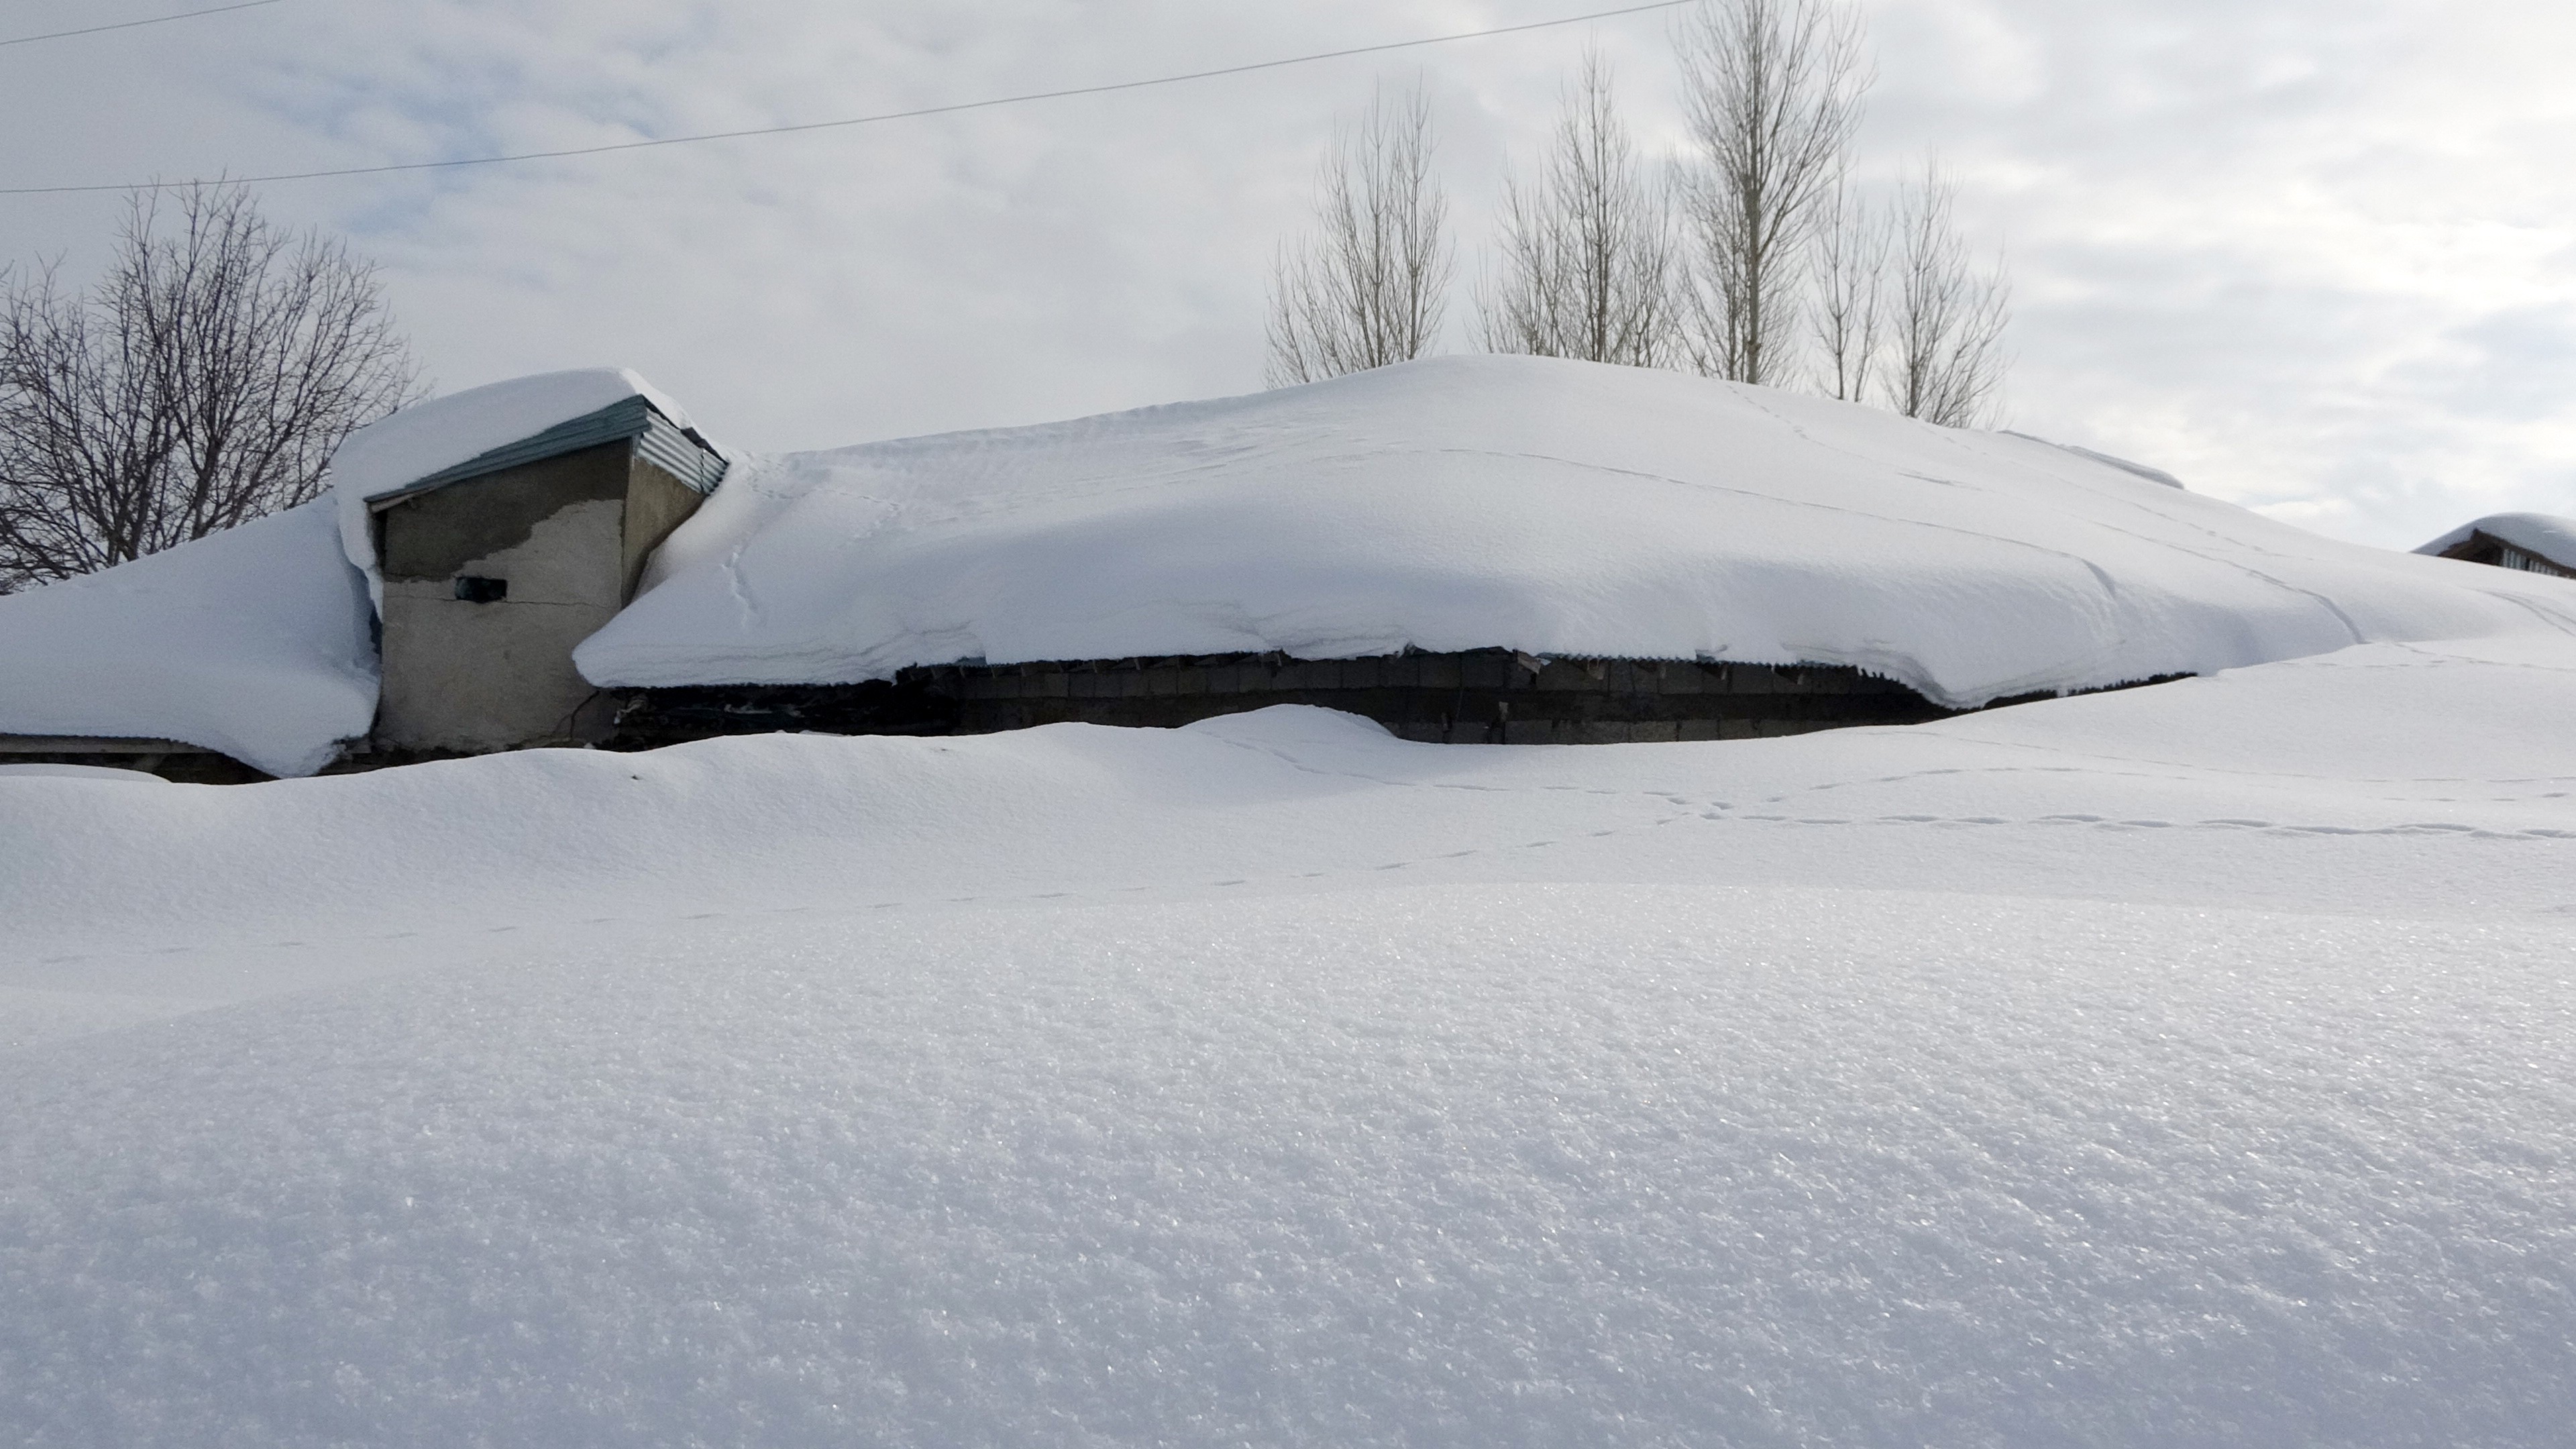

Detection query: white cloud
xmin=1862 ymin=0 xmax=2576 ymax=542
xmin=4 ymin=0 xmax=2573 ymax=545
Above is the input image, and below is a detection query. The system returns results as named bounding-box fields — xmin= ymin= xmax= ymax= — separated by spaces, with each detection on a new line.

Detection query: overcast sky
xmin=5 ymin=0 xmax=2574 ymax=548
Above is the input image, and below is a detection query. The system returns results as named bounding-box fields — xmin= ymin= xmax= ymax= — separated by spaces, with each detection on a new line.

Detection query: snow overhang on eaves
xmin=365 ymin=394 xmax=730 ymax=513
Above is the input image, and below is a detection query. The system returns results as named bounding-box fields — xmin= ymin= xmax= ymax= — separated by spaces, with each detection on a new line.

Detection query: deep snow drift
xmin=581 ymin=356 xmax=2576 ymax=707
xmin=0 ymin=499 xmax=376 ymax=776
xmin=5 ymin=627 xmax=2575 ymax=1446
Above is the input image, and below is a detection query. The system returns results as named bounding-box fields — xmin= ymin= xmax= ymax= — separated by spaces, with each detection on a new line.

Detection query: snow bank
xmin=2414 ymin=510 xmax=2576 ymax=569
xmin=580 ymin=356 xmax=2576 ymax=708
xmin=5 ymin=883 xmax=2571 ymax=1448
xmin=5 ymin=633 xmax=2575 ymax=1444
xmin=328 ymin=368 xmax=719 ymax=588
xmin=0 ymin=499 xmax=376 ymax=776
xmin=9 ymin=639 xmax=2576 ymax=972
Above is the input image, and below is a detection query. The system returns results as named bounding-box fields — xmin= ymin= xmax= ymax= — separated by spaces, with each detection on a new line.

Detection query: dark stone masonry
xmin=606 ymin=647 xmax=1988 ymax=750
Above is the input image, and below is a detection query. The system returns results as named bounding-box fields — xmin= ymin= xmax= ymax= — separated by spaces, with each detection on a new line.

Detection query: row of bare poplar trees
xmin=1267 ymin=0 xmax=2008 ymax=428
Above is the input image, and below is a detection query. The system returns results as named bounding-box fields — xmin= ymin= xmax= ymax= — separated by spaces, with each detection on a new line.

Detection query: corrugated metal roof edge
xmin=366 ymin=395 xmax=730 ymax=511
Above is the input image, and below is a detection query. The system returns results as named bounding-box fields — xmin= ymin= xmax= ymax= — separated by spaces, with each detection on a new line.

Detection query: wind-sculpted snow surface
xmin=4 ymin=888 xmax=2571 ymax=1448
xmin=3 ymin=637 xmax=2576 ymax=1445
xmin=580 ymin=356 xmax=2576 ymax=706
xmin=0 ymin=499 xmax=376 ymax=776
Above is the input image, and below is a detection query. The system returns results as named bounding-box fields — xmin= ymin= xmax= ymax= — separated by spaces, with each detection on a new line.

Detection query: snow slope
xmin=2415 ymin=510 xmax=2576 ymax=570
xmin=0 ymin=499 xmax=376 ymax=777
xmin=4 ymin=634 xmax=2574 ymax=1446
xmin=581 ymin=356 xmax=2576 ymax=707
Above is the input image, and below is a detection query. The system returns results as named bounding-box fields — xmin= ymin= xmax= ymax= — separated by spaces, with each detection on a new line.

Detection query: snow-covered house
xmin=2415 ymin=513 xmax=2576 ymax=580
xmin=7 ymin=356 xmax=2573 ymax=779
xmin=345 ymin=373 xmax=728 ymax=753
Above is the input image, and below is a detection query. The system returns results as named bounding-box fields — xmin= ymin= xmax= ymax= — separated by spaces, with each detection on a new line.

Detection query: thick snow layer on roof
xmin=579 ymin=356 xmax=2576 ymax=708
xmin=2414 ymin=510 xmax=2576 ymax=568
xmin=329 ymin=368 xmax=716 ymax=588
xmin=0 ymin=499 xmax=375 ymax=776
xmin=5 ymin=635 xmax=2575 ymax=1444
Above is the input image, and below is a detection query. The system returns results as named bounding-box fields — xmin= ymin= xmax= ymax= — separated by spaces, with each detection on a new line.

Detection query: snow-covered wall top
xmin=0 ymin=499 xmax=376 ymax=776
xmin=329 ymin=368 xmax=716 ymax=592
xmin=577 ymin=356 xmax=2576 ymax=708
xmin=2414 ymin=512 xmax=2576 ymax=570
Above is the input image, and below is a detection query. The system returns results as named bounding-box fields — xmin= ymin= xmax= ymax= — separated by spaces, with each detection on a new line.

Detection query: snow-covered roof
xmin=13 ymin=358 xmax=2575 ymax=780
xmin=2414 ymin=511 xmax=2576 ymax=571
xmin=329 ymin=368 xmax=722 ymax=588
xmin=329 ymin=368 xmax=712 ymax=505
xmin=2004 ymin=434 xmax=2187 ymax=490
xmin=0 ymin=370 xmax=720 ymax=777
xmin=578 ymin=355 xmax=2576 ymax=709
xmin=0 ymin=499 xmax=376 ymax=777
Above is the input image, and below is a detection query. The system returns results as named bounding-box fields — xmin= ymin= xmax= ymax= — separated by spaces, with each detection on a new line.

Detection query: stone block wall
xmin=608 ymin=648 xmax=1964 ymax=749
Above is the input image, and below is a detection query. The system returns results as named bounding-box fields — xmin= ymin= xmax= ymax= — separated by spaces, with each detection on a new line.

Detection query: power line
xmin=0 ymin=0 xmax=285 ymax=48
xmin=0 ymin=0 xmax=1699 ymax=196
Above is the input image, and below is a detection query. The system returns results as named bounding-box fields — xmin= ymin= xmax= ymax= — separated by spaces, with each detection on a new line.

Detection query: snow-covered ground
xmin=6 ymin=625 xmax=2573 ymax=1445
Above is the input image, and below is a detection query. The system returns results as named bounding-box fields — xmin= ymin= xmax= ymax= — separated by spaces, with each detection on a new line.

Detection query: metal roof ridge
xmin=368 ymin=394 xmax=728 ymax=511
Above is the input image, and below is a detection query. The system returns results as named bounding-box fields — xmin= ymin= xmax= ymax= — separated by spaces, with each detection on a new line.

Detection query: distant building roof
xmin=2414 ymin=513 xmax=2576 ymax=579
xmin=364 ymin=394 xmax=727 ymax=511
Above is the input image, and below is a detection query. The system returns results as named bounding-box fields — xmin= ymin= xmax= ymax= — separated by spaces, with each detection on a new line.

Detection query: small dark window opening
xmin=454 ymin=576 xmax=508 ymax=604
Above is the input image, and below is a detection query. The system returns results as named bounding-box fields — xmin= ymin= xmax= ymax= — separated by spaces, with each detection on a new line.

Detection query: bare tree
xmin=1807 ymin=168 xmax=1888 ymax=402
xmin=1674 ymin=0 xmax=1868 ymax=386
xmin=1887 ymin=160 xmax=2010 ymax=428
xmin=1267 ymin=86 xmax=1455 ymax=387
xmin=1479 ymin=50 xmax=1678 ymax=368
xmin=0 ymin=184 xmax=422 ymax=590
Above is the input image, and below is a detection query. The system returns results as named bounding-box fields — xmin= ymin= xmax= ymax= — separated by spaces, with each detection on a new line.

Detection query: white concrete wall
xmin=376 ymin=500 xmax=624 ymax=753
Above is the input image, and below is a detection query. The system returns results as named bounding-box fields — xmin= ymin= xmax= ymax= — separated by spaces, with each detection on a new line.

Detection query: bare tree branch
xmin=1888 ymin=160 xmax=2010 ymax=429
xmin=1267 ymin=85 xmax=1455 ymax=386
xmin=1807 ymin=166 xmax=1887 ymax=402
xmin=0 ymin=183 xmax=423 ymax=590
xmin=1479 ymin=50 xmax=1678 ymax=368
xmin=1674 ymin=0 xmax=1867 ymax=386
